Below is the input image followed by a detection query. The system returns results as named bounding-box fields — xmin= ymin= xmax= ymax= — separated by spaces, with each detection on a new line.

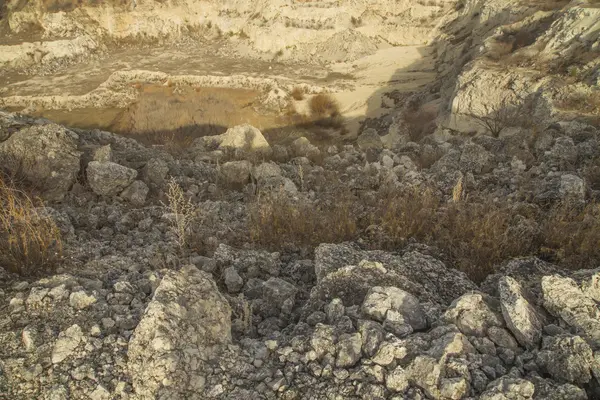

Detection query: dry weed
xmin=0 ymin=175 xmax=63 ymax=275
xmin=291 ymin=87 xmax=305 ymax=101
xmin=163 ymin=178 xmax=198 ymax=249
xmin=309 ymin=94 xmax=340 ymax=119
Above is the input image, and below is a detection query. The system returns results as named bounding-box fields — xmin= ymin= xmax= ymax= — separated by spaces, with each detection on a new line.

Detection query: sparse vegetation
xmin=470 ymin=97 xmax=530 ymax=137
xmin=247 ymin=182 xmax=600 ymax=282
xmin=402 ymin=107 xmax=437 ymax=142
xmin=0 ymin=174 xmax=63 ymax=276
xmin=163 ymin=178 xmax=198 ymax=249
xmin=309 ymin=93 xmax=340 ymax=118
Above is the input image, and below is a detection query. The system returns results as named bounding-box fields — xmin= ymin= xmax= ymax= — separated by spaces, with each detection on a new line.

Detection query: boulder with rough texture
xmin=362 ymin=286 xmax=427 ymax=331
xmin=292 ymin=137 xmax=320 ymax=159
xmin=443 ymin=293 xmax=504 ymax=337
xmin=0 ymin=124 xmax=81 ymax=201
xmin=537 ymin=335 xmax=596 ymax=384
xmin=220 ymin=160 xmax=252 ymax=186
xmin=498 ymin=276 xmax=545 ymax=349
xmin=218 ymin=124 xmax=270 ymax=154
xmin=542 ymin=275 xmax=600 ymax=347
xmin=87 ymin=161 xmax=138 ymax=196
xmin=127 ymin=265 xmax=231 ymax=399
xmin=120 ymin=180 xmax=149 ymax=206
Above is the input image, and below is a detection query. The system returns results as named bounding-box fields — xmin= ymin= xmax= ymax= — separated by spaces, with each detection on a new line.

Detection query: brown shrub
xmin=291 ymin=86 xmax=305 ymax=101
xmin=309 ymin=94 xmax=340 ymax=118
xmin=248 ymin=189 xmax=359 ymax=249
xmin=0 ymin=175 xmax=63 ymax=276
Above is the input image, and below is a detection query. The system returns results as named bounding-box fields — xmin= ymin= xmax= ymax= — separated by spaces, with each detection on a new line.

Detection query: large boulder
xmin=498 ymin=276 xmax=545 ymax=349
xmin=0 ymin=123 xmax=81 ymax=201
xmin=220 ymin=160 xmax=252 ymax=186
xmin=542 ymin=275 xmax=600 ymax=347
xmin=127 ymin=266 xmax=231 ymax=398
xmin=362 ymin=286 xmax=427 ymax=331
xmin=537 ymin=335 xmax=597 ymax=384
xmin=218 ymin=124 xmax=270 ymax=154
xmin=87 ymin=161 xmax=138 ymax=196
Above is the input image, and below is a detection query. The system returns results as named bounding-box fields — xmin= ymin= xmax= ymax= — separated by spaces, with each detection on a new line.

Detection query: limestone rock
xmin=220 ymin=160 xmax=252 ymax=186
xmin=362 ymin=286 xmax=427 ymax=331
xmin=542 ymin=275 xmax=600 ymax=347
xmin=120 ymin=180 xmax=149 ymax=206
xmin=52 ymin=324 xmax=83 ymax=364
xmin=87 ymin=161 xmax=138 ymax=196
xmin=127 ymin=265 xmax=231 ymax=398
xmin=537 ymin=335 xmax=596 ymax=384
xmin=498 ymin=276 xmax=545 ymax=349
xmin=0 ymin=124 xmax=81 ymax=201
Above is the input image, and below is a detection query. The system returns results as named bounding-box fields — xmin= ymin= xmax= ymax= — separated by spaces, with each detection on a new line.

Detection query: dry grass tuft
xmin=309 ymin=94 xmax=340 ymax=119
xmin=248 ymin=189 xmax=358 ymax=249
xmin=0 ymin=174 xmax=63 ymax=276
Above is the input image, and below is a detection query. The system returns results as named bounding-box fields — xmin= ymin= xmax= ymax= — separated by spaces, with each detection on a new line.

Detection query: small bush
xmin=291 ymin=86 xmax=305 ymax=101
xmin=309 ymin=93 xmax=340 ymax=118
xmin=162 ymin=178 xmax=198 ymax=249
xmin=470 ymin=97 xmax=530 ymax=137
xmin=0 ymin=175 xmax=63 ymax=276
xmin=403 ymin=108 xmax=437 ymax=142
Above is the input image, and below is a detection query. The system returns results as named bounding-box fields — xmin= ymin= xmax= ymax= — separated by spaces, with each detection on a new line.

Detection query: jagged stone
xmin=87 ymin=161 xmax=138 ymax=196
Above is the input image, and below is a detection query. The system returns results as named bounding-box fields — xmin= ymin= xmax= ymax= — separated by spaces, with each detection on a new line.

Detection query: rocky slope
xmin=1 ymin=109 xmax=600 ymax=399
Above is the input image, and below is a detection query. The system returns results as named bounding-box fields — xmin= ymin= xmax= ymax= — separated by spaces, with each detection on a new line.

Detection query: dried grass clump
xmin=309 ymin=94 xmax=340 ymax=118
xmin=0 ymin=175 xmax=63 ymax=276
xmin=248 ymin=190 xmax=358 ymax=249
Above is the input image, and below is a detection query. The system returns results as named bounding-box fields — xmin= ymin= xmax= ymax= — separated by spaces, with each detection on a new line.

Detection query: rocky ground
xmin=1 ymin=0 xmax=599 ymax=399
xmin=0 ymin=108 xmax=599 ymax=399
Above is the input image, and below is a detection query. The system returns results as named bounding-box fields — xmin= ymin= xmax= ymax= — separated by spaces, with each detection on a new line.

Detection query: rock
xmin=220 ymin=160 xmax=252 ymax=186
xmin=89 ymin=385 xmax=111 ymax=400
xmin=263 ymin=277 xmax=298 ymax=311
xmin=487 ymin=326 xmax=519 ymax=350
xmin=142 ymin=158 xmax=169 ymax=186
xmin=459 ymin=142 xmax=491 ymax=173
xmin=224 ymin=267 xmax=244 ymax=293
xmin=444 ymin=293 xmax=504 ymax=336
xmin=127 ymin=266 xmax=231 ymax=399
xmin=252 ymin=162 xmax=282 ymax=180
xmin=92 ymin=145 xmax=112 ymax=162
xmin=542 ymin=275 xmax=600 ymax=347
xmin=69 ymin=291 xmax=97 ymax=310
xmin=120 ymin=180 xmax=149 ymax=206
xmin=386 ymin=366 xmax=409 ymax=392
xmin=52 ymin=324 xmax=83 ymax=364
xmin=407 ymin=355 xmax=442 ymax=398
xmin=357 ymin=128 xmax=383 ymax=151
xmin=336 ymin=333 xmax=362 ymax=368
xmin=362 ymin=286 xmax=427 ymax=331
xmin=218 ymin=124 xmax=271 ymax=154
xmin=537 ymin=335 xmax=596 ymax=384
xmin=498 ymin=276 xmax=545 ymax=349
xmin=428 ymin=331 xmax=476 ymax=359
xmin=480 ymin=377 xmax=535 ymax=400
xmin=292 ymin=137 xmax=320 ymax=159
xmin=87 ymin=161 xmax=138 ymax=196
xmin=439 ymin=377 xmax=469 ymax=400
xmin=324 ymin=298 xmax=345 ymax=324
xmin=0 ymin=123 xmax=81 ymax=201
xmin=358 ymin=320 xmax=384 ymax=357
xmin=313 ymin=244 xmax=477 ymax=304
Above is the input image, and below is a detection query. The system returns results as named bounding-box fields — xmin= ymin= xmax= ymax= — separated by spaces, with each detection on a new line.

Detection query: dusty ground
xmin=0 ymin=41 xmax=436 ymax=141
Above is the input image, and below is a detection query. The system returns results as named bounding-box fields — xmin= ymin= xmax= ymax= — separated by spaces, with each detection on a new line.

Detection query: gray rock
xmin=142 ymin=158 xmax=169 ymax=186
xmin=336 ymin=333 xmax=362 ymax=368
xmin=358 ymin=320 xmax=384 ymax=357
xmin=362 ymin=286 xmax=427 ymax=331
xmin=325 ymin=298 xmax=345 ymax=324
xmin=357 ymin=128 xmax=383 ymax=151
xmin=480 ymin=377 xmax=534 ymax=400
xmin=224 ymin=267 xmax=244 ymax=293
xmin=444 ymin=293 xmax=504 ymax=337
xmin=220 ymin=160 xmax=252 ymax=186
xmin=542 ymin=275 xmax=600 ymax=347
xmin=498 ymin=276 xmax=545 ymax=349
xmin=263 ymin=277 xmax=298 ymax=311
xmin=87 ymin=161 xmax=138 ymax=196
xmin=459 ymin=142 xmax=491 ymax=173
xmin=292 ymin=137 xmax=320 ymax=159
xmin=252 ymin=162 xmax=282 ymax=180
xmin=537 ymin=335 xmax=596 ymax=384
xmin=218 ymin=124 xmax=271 ymax=154
xmin=69 ymin=291 xmax=97 ymax=310
xmin=127 ymin=266 xmax=231 ymax=398
xmin=386 ymin=366 xmax=409 ymax=392
xmin=92 ymin=145 xmax=112 ymax=162
xmin=120 ymin=180 xmax=149 ymax=206
xmin=52 ymin=324 xmax=83 ymax=364
xmin=0 ymin=124 xmax=81 ymax=200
